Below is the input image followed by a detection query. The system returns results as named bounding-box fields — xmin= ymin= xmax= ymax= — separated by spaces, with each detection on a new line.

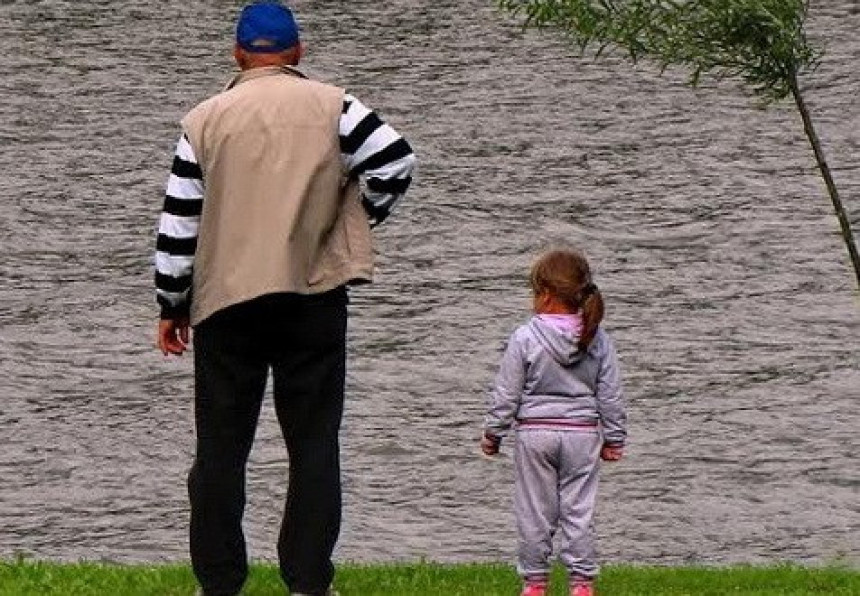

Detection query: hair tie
xmin=582 ymin=282 xmax=598 ymax=297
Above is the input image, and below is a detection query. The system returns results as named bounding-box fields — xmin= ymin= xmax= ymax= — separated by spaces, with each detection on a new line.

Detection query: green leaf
xmin=497 ymin=0 xmax=821 ymax=103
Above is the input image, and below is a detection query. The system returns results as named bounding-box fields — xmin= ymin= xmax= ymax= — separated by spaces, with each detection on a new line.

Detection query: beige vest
xmin=182 ymin=66 xmax=373 ymax=325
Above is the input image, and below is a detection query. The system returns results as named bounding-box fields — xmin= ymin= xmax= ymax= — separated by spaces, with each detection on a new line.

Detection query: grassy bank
xmin=0 ymin=559 xmax=858 ymax=595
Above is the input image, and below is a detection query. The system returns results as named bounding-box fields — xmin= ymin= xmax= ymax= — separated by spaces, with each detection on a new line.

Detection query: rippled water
xmin=1 ymin=0 xmax=858 ymax=568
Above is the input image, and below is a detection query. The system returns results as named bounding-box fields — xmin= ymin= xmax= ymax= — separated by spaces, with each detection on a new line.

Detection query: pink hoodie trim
xmin=536 ymin=313 xmax=583 ymax=337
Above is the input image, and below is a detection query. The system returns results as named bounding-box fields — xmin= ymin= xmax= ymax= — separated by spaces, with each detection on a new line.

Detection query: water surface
xmin=0 ymin=0 xmax=858 ymax=567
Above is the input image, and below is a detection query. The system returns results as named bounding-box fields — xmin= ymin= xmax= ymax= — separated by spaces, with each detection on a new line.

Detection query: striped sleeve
xmin=155 ymin=134 xmax=203 ymax=319
xmin=340 ymin=94 xmax=416 ymax=227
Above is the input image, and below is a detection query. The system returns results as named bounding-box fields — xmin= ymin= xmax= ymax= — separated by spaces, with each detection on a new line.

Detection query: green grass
xmin=0 ymin=559 xmax=858 ymax=595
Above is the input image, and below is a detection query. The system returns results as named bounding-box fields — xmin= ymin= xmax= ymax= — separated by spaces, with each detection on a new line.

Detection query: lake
xmin=0 ymin=0 xmax=857 ymax=568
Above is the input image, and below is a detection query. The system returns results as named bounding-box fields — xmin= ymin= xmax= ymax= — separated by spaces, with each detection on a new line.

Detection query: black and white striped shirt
xmin=155 ymin=93 xmax=416 ymax=319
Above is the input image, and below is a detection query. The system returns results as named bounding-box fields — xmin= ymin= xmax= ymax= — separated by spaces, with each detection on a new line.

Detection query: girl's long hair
xmin=530 ymin=249 xmax=605 ymax=352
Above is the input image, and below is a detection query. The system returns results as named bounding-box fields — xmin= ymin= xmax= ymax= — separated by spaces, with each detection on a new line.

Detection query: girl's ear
xmin=533 ymin=291 xmax=549 ymax=313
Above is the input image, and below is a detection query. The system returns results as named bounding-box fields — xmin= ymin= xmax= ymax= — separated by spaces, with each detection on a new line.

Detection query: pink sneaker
xmin=520 ymin=581 xmax=548 ymax=596
xmin=570 ymin=582 xmax=595 ymax=596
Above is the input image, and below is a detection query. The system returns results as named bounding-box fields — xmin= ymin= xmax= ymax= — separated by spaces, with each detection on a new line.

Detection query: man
xmin=154 ymin=2 xmax=416 ymax=594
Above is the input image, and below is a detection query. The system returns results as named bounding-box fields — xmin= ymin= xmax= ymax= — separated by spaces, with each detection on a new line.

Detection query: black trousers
xmin=188 ymin=288 xmax=348 ymax=596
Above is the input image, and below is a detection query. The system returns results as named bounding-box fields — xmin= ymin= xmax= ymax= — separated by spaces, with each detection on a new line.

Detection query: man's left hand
xmin=158 ymin=318 xmax=190 ymax=356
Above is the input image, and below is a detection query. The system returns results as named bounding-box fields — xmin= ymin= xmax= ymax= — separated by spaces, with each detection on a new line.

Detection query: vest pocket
xmin=307 ymin=180 xmax=373 ymax=288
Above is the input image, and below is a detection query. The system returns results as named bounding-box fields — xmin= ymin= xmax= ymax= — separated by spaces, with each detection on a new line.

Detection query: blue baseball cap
xmin=236 ymin=2 xmax=300 ymax=53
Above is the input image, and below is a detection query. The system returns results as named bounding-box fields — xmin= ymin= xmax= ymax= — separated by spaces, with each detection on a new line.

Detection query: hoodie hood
xmin=528 ymin=314 xmax=584 ymax=365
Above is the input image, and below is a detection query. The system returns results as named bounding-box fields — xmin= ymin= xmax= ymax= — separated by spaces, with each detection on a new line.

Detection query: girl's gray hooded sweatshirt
xmin=484 ymin=316 xmax=626 ymax=446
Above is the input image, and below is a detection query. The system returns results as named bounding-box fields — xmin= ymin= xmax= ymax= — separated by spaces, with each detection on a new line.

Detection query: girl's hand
xmin=481 ymin=432 xmax=501 ymax=456
xmin=600 ymin=445 xmax=623 ymax=461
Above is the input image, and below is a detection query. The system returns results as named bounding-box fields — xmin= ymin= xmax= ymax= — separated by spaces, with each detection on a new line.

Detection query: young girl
xmin=481 ymin=248 xmax=626 ymax=596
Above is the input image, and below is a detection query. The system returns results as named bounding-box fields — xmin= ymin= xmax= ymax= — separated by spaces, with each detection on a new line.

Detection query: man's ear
xmin=286 ymin=43 xmax=303 ymax=66
xmin=233 ymin=44 xmax=247 ymax=69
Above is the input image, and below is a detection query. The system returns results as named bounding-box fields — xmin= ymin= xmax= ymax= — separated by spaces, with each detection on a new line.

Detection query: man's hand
xmin=600 ymin=444 xmax=624 ymax=462
xmin=158 ymin=318 xmax=190 ymax=356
